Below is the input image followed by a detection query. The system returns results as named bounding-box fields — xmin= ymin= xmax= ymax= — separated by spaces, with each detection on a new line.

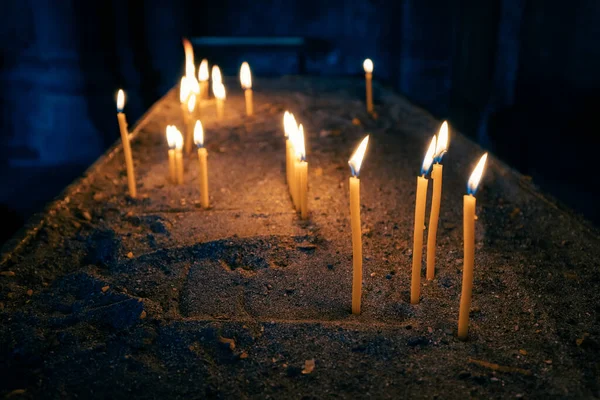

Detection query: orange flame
xmin=193 ymin=120 xmax=204 ymax=147
xmin=183 ymin=38 xmax=195 ymax=78
xmin=435 ymin=121 xmax=449 ymax=161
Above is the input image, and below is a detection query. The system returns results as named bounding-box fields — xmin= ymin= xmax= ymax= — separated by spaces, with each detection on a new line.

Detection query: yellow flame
xmin=174 ymin=127 xmax=184 ymax=151
xmin=166 ymin=125 xmax=177 ymax=148
xmin=179 ymin=77 xmax=190 ymax=104
xmin=183 ymin=38 xmax=195 ymax=77
xmin=193 ymin=120 xmax=204 ymax=146
xmin=240 ymin=62 xmax=252 ymax=89
xmin=467 ymin=153 xmax=488 ymax=194
xmin=435 ymin=121 xmax=449 ymax=159
xmin=198 ymin=59 xmax=209 ymax=81
xmin=421 ymin=135 xmax=437 ymax=175
xmin=284 ymin=111 xmax=298 ymax=139
xmin=349 ymin=135 xmax=370 ymax=176
xmin=187 ymin=94 xmax=196 ymax=113
xmin=213 ymin=82 xmax=226 ymax=100
xmin=188 ymin=76 xmax=200 ymax=94
xmin=294 ymin=124 xmax=306 ymax=160
xmin=116 ymin=89 xmax=125 ymax=111
xmin=363 ymin=58 xmax=373 ymax=73
xmin=212 ymin=65 xmax=222 ymax=84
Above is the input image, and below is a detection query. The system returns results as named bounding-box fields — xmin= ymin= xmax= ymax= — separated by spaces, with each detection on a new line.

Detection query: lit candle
xmin=193 ymin=120 xmax=209 ymax=208
xmin=182 ymin=38 xmax=195 ymax=78
xmin=283 ymin=112 xmax=297 ymax=193
xmin=294 ymin=124 xmax=308 ymax=218
xmin=348 ymin=135 xmax=370 ymax=314
xmin=116 ymin=89 xmax=137 ymax=198
xmin=174 ymin=127 xmax=184 ymax=184
xmin=458 ymin=153 xmax=488 ymax=341
xmin=185 ymin=94 xmax=196 ymax=154
xmin=363 ymin=59 xmax=374 ymax=113
xmin=198 ymin=59 xmax=209 ymax=99
xmin=240 ymin=62 xmax=253 ymax=116
xmin=287 ymin=120 xmax=299 ymax=209
xmin=166 ymin=125 xmax=177 ymax=184
xmin=411 ymin=136 xmax=437 ymax=304
xmin=213 ymin=82 xmax=226 ymax=120
xmin=426 ymin=121 xmax=450 ymax=280
xmin=180 ymin=76 xmax=191 ymax=125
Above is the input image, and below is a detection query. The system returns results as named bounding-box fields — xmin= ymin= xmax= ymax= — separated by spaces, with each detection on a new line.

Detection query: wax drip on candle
xmin=467 ymin=153 xmax=488 ymax=195
xmin=349 ymin=135 xmax=370 ymax=177
xmin=421 ymin=136 xmax=437 ymax=176
xmin=116 ymin=89 xmax=125 ymax=113
xmin=434 ymin=121 xmax=449 ymax=163
xmin=240 ymin=62 xmax=252 ymax=89
xmin=193 ymin=120 xmax=204 ymax=148
xmin=198 ymin=59 xmax=209 ymax=82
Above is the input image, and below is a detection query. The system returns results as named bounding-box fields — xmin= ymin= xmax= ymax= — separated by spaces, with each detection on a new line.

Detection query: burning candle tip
xmin=467 ymin=153 xmax=488 ymax=195
xmin=348 ymin=135 xmax=370 ymax=177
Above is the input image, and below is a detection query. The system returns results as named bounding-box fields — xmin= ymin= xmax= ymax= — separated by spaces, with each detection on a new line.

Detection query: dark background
xmin=1 ymin=0 xmax=599 ymax=246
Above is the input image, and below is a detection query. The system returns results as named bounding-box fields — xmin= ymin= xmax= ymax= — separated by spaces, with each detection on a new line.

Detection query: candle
xmin=363 ymin=59 xmax=374 ymax=113
xmin=213 ymin=82 xmax=226 ymax=120
xmin=198 ymin=59 xmax=209 ymax=99
xmin=193 ymin=120 xmax=209 ymax=208
xmin=185 ymin=94 xmax=196 ymax=154
xmin=116 ymin=89 xmax=137 ymax=198
xmin=240 ymin=62 xmax=254 ymax=116
xmin=426 ymin=121 xmax=450 ymax=280
xmin=175 ymin=127 xmax=184 ymax=184
xmin=458 ymin=153 xmax=488 ymax=341
xmin=182 ymin=38 xmax=195 ymax=78
xmin=411 ymin=136 xmax=437 ymax=304
xmin=348 ymin=135 xmax=370 ymax=314
xmin=166 ymin=126 xmax=177 ymax=183
xmin=284 ymin=112 xmax=297 ymax=195
xmin=294 ymin=124 xmax=308 ymax=218
xmin=288 ymin=120 xmax=300 ymax=209
xmin=180 ymin=76 xmax=191 ymax=126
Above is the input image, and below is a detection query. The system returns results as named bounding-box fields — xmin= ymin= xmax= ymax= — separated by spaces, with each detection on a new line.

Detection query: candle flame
xmin=421 ymin=135 xmax=437 ymax=176
xmin=294 ymin=124 xmax=306 ymax=160
xmin=240 ymin=62 xmax=252 ymax=89
xmin=174 ymin=127 xmax=184 ymax=151
xmin=187 ymin=94 xmax=196 ymax=113
xmin=213 ymin=82 xmax=226 ymax=100
xmin=434 ymin=121 xmax=449 ymax=163
xmin=193 ymin=120 xmax=204 ymax=147
xmin=179 ymin=76 xmax=190 ymax=104
xmin=467 ymin=153 xmax=488 ymax=195
xmin=116 ymin=89 xmax=125 ymax=112
xmin=212 ymin=65 xmax=222 ymax=84
xmin=348 ymin=135 xmax=369 ymax=177
xmin=284 ymin=111 xmax=297 ymax=139
xmin=166 ymin=125 xmax=177 ymax=149
xmin=363 ymin=58 xmax=373 ymax=73
xmin=198 ymin=59 xmax=209 ymax=81
xmin=188 ymin=76 xmax=200 ymax=95
xmin=183 ymin=38 xmax=195 ymax=78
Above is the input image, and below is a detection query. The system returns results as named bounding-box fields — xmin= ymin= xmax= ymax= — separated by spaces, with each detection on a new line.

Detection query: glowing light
xmin=284 ymin=111 xmax=298 ymax=139
xmin=187 ymin=94 xmax=196 ymax=113
xmin=166 ymin=125 xmax=177 ymax=149
xmin=467 ymin=153 xmax=488 ymax=195
xmin=212 ymin=65 xmax=222 ymax=84
xmin=183 ymin=38 xmax=195 ymax=78
xmin=213 ymin=82 xmax=226 ymax=100
xmin=179 ymin=77 xmax=190 ymax=104
xmin=434 ymin=121 xmax=449 ymax=162
xmin=193 ymin=120 xmax=204 ymax=147
xmin=198 ymin=59 xmax=209 ymax=81
xmin=421 ymin=135 xmax=437 ymax=176
xmin=188 ymin=76 xmax=200 ymax=94
xmin=240 ymin=62 xmax=252 ymax=89
xmin=363 ymin=59 xmax=373 ymax=73
xmin=348 ymin=135 xmax=370 ymax=177
xmin=116 ymin=89 xmax=125 ymax=112
xmin=294 ymin=124 xmax=306 ymax=160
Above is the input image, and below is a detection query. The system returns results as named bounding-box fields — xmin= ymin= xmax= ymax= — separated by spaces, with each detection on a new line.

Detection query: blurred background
xmin=1 ymin=0 xmax=599 ymax=246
